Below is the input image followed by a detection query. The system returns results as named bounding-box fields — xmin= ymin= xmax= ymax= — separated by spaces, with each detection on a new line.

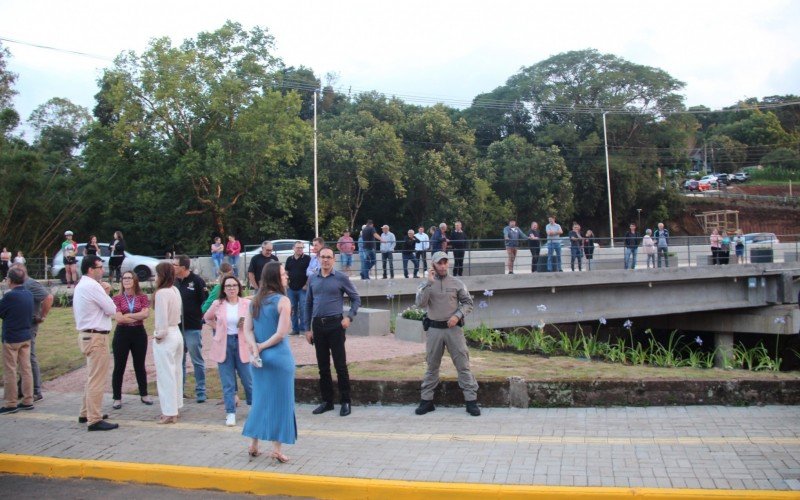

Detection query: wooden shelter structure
xmin=695 ymin=210 xmax=739 ymax=234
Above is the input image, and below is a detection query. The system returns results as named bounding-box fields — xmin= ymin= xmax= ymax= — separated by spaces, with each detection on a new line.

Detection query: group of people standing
xmin=58 ymin=230 xmax=127 ymax=286
xmin=210 ymin=235 xmax=242 ymax=278
xmin=0 ymin=248 xmax=27 ymax=279
xmin=709 ymin=228 xmax=746 ymax=265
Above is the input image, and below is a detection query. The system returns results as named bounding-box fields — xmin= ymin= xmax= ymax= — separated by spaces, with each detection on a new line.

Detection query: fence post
xmin=687 ymin=237 xmax=692 ymax=267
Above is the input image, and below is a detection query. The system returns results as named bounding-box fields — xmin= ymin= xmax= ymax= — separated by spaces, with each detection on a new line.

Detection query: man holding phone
xmin=414 ymin=252 xmax=479 ymax=416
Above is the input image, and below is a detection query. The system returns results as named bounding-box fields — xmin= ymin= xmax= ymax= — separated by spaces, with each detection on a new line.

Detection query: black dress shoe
xmin=339 ymin=402 xmax=351 ymax=416
xmin=312 ymin=402 xmax=334 ymax=415
xmin=415 ymin=400 xmax=435 ymax=415
xmin=87 ymin=420 xmax=119 ymax=431
xmin=79 ymin=414 xmax=109 ymax=423
xmin=465 ymin=400 xmax=481 ymax=417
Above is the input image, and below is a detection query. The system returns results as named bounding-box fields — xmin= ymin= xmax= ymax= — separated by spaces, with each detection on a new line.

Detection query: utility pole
xmin=602 ymin=111 xmax=615 ymax=247
xmin=313 ymin=90 xmax=319 ymax=238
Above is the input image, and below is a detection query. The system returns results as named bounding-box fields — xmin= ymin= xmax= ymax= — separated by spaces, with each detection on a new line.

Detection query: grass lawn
xmin=0 ymin=307 xmax=85 ymax=384
xmin=297 ymin=350 xmax=800 ymax=382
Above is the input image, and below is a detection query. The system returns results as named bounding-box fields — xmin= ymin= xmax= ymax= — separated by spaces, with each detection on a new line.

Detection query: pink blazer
xmin=203 ymin=298 xmax=251 ymax=364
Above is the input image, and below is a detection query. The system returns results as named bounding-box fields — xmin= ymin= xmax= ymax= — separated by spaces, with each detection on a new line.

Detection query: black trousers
xmin=112 ymin=324 xmax=149 ymax=400
xmin=109 ymin=257 xmax=124 ymax=282
xmin=312 ymin=317 xmax=350 ymax=404
xmin=452 ymin=250 xmax=465 ymax=276
xmin=530 ymin=248 xmax=541 ymax=272
xmin=416 ymin=251 xmax=428 ymax=272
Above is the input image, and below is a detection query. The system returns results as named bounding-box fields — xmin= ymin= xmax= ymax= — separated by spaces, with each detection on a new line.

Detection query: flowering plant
xmin=400 ymin=305 xmax=427 ymax=321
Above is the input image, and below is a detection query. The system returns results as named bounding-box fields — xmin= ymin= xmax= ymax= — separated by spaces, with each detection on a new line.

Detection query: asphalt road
xmin=0 ymin=474 xmax=306 ymax=499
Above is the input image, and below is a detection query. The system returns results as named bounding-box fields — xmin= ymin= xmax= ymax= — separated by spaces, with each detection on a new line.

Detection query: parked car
xmin=699 ymin=174 xmax=717 ymax=184
xmin=743 ymin=233 xmax=780 ymax=247
xmin=686 ymin=180 xmax=711 ymax=192
xmin=687 ymin=170 xmax=700 ymax=177
xmin=732 ymin=172 xmax=750 ymax=182
xmin=243 ymin=239 xmax=310 ymax=260
xmin=51 ymin=243 xmax=160 ymax=283
xmin=715 ymin=173 xmax=729 ymax=184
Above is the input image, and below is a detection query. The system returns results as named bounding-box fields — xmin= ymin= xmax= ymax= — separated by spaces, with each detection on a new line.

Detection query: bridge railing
xmin=9 ymin=234 xmax=799 ymax=285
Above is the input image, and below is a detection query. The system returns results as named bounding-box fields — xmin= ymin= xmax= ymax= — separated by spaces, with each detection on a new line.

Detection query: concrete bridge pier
xmin=714 ymin=331 xmax=734 ymax=368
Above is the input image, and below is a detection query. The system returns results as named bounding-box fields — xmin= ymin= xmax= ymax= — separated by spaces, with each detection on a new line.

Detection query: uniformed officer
xmin=414 ymin=251 xmax=479 ymax=416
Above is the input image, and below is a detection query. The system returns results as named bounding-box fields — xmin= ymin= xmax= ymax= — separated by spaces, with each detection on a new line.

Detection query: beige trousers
xmin=78 ymin=333 xmax=111 ymax=425
xmin=3 ymin=340 xmax=32 ymax=408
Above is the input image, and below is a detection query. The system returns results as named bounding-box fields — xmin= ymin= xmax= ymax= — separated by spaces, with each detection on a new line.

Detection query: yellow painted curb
xmin=1 ymin=453 xmax=798 ymax=499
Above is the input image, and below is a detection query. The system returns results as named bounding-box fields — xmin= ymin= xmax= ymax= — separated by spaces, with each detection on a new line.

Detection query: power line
xmin=4 ymin=34 xmax=800 ymax=118
xmin=0 ymin=36 xmax=114 ymax=62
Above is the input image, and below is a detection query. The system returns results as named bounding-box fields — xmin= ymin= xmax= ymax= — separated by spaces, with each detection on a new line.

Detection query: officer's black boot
xmin=465 ymin=400 xmax=481 ymax=416
xmin=415 ymin=400 xmax=435 ymax=415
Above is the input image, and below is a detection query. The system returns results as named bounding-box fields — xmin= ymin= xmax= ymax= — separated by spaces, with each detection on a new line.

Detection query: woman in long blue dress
xmin=242 ymin=262 xmax=296 ymax=462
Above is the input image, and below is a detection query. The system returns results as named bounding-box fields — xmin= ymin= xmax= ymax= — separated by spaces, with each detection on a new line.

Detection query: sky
xmin=2 ymin=0 xmax=799 ymax=135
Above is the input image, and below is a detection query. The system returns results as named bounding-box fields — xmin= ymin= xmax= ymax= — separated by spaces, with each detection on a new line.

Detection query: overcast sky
xmin=2 ymin=0 xmax=799 ymax=132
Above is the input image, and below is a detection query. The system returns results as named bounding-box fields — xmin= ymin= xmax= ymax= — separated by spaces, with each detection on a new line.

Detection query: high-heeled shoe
xmin=248 ymin=445 xmax=261 ymax=457
xmin=140 ymin=396 xmax=154 ymax=405
xmin=112 ymin=400 xmax=122 ymax=409
xmin=270 ymin=451 xmax=289 ymax=463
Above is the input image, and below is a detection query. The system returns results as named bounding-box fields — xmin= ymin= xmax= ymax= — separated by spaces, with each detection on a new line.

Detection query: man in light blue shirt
xmin=379 ymin=225 xmax=396 ymax=279
xmin=545 ymin=215 xmax=563 ymax=272
xmin=306 ymin=237 xmax=324 ymax=279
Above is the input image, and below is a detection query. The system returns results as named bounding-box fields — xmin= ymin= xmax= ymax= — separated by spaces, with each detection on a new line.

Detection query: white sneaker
xmin=225 ymin=413 xmax=236 ymax=427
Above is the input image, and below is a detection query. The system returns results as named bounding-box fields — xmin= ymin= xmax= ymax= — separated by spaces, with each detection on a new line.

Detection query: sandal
xmin=157 ymin=415 xmax=177 ymax=425
xmin=271 ymin=451 xmax=289 ymax=463
xmin=140 ymin=396 xmax=154 ymax=405
xmin=112 ymin=400 xmax=122 ymax=410
xmin=248 ymin=446 xmax=261 ymax=457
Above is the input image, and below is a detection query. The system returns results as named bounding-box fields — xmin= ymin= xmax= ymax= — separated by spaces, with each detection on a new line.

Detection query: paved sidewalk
xmin=1 ymin=391 xmax=799 ymax=492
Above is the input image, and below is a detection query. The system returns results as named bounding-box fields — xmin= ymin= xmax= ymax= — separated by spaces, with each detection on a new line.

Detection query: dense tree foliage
xmin=1 ymin=34 xmax=798 ymax=257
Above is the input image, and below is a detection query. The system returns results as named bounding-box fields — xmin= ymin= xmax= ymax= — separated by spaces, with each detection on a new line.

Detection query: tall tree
xmin=95 ymin=21 xmax=309 ymax=236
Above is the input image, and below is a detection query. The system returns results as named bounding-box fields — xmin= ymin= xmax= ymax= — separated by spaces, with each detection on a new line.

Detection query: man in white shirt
xmin=73 ymin=255 xmax=118 ymax=431
xmin=415 ymin=226 xmax=430 ymax=272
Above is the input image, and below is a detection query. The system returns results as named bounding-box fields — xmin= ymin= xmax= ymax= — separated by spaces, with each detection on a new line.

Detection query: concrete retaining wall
xmin=295 ymin=377 xmax=800 ymax=407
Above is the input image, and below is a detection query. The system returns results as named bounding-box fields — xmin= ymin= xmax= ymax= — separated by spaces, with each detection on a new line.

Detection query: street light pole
xmin=602 ymin=111 xmax=615 ymax=247
xmin=637 ymin=208 xmax=642 ymax=229
xmin=313 ymin=90 xmax=319 ymax=238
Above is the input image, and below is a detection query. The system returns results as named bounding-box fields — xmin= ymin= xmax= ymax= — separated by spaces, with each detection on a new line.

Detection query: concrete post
xmin=714 ymin=331 xmax=734 ymax=368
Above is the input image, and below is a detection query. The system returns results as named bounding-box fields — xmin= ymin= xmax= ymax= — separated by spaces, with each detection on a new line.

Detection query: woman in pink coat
xmin=203 ymin=275 xmax=252 ymax=427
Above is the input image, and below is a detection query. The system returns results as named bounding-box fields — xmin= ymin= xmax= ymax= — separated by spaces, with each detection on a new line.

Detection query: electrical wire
xmin=3 ymin=34 xmax=799 ymax=117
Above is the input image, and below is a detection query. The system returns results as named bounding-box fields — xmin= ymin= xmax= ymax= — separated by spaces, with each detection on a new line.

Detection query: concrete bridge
xmin=352 ymin=263 xmax=800 ymax=348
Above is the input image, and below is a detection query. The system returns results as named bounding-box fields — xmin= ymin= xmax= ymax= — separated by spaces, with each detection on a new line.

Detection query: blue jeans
xmin=217 ymin=335 xmax=252 ymax=414
xmin=340 ymin=253 xmax=353 ymax=270
xmin=360 ymin=250 xmax=376 ymax=279
xmin=211 ymin=253 xmax=224 ymax=276
xmin=227 ymin=255 xmax=239 ymax=277
xmin=570 ymin=246 xmax=582 ymax=271
xmin=547 ymin=241 xmax=562 ymax=272
xmin=624 ymin=247 xmax=638 ymax=269
xmin=287 ymin=288 xmax=307 ymax=332
xmin=402 ymin=252 xmax=419 ymax=278
xmin=181 ymin=328 xmax=206 ymax=399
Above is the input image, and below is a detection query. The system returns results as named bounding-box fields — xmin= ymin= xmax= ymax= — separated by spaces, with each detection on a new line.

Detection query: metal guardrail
xmin=691 ymin=190 xmax=800 ymax=205
xmin=9 ymin=234 xmax=799 ymax=282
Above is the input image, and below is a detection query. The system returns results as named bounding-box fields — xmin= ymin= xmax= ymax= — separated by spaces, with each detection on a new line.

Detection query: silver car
xmin=51 ymin=243 xmax=159 ymax=283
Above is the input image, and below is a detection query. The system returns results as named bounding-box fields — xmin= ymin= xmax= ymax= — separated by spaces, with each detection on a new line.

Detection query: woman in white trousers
xmin=152 ymin=262 xmax=184 ymax=424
